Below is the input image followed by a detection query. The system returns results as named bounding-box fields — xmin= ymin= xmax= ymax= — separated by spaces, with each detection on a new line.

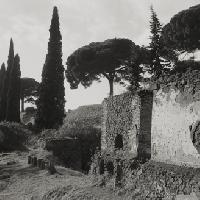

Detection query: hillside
xmin=64 ymin=104 xmax=103 ymax=129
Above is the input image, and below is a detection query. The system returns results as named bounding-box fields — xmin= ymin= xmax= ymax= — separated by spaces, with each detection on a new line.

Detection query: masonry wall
xmin=151 ymin=88 xmax=200 ymax=167
xmin=138 ymin=91 xmax=153 ymax=158
xmin=101 ymin=92 xmax=141 ymax=156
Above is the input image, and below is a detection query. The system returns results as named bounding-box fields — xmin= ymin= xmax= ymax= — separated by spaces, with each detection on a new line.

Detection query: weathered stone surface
xmin=102 ymin=91 xmax=153 ymax=159
xmin=33 ymin=157 xmax=37 ymax=166
xmin=176 ymin=193 xmax=198 ymax=200
xmin=28 ymin=156 xmax=31 ymax=164
xmin=151 ymin=88 xmax=200 ymax=167
xmin=102 ymin=92 xmax=140 ymax=155
xmin=0 ymin=173 xmax=10 ymax=180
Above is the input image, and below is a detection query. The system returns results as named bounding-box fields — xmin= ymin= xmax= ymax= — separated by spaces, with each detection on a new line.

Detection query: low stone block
xmin=28 ymin=156 xmax=32 ymax=164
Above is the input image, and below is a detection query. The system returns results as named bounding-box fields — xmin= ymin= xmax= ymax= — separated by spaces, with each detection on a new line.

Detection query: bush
xmin=41 ymin=129 xmax=58 ymax=139
xmin=42 ymin=105 xmax=102 ymax=173
xmin=0 ymin=121 xmax=32 ymax=152
xmin=63 ymin=104 xmax=102 ymax=130
xmin=25 ymin=106 xmax=36 ymax=114
xmin=57 ymin=124 xmax=101 ymax=173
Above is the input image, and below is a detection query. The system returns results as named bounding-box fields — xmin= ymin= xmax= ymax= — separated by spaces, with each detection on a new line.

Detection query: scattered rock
xmin=0 ymin=173 xmax=10 ymax=180
xmin=176 ymin=192 xmax=198 ymax=200
xmin=7 ymin=161 xmax=16 ymax=165
xmin=0 ymin=180 xmax=8 ymax=192
xmin=47 ymin=162 xmax=57 ymax=175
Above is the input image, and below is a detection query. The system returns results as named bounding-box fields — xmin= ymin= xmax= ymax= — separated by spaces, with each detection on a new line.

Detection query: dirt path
xmin=0 ymin=152 xmax=123 ymax=200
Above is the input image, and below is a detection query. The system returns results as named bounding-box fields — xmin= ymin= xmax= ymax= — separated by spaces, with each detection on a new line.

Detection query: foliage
xmin=0 ymin=39 xmax=14 ymax=121
xmin=122 ymin=161 xmax=200 ymax=199
xmin=20 ymin=78 xmax=39 ymax=112
xmin=57 ymin=107 xmax=102 ymax=172
xmin=162 ymin=4 xmax=200 ymax=52
xmin=66 ymin=38 xmax=134 ymax=96
xmin=59 ymin=124 xmax=101 ymax=172
xmin=35 ymin=7 xmax=65 ymax=129
xmin=25 ymin=106 xmax=37 ymax=114
xmin=6 ymin=54 xmax=21 ymax=122
xmin=0 ymin=121 xmax=32 ymax=152
xmin=41 ymin=128 xmax=58 ymax=139
xmin=125 ymin=46 xmax=150 ymax=92
xmin=148 ymin=6 xmax=166 ymax=78
xmin=63 ymin=104 xmax=102 ymax=129
xmin=0 ymin=63 xmax=6 ymax=95
xmin=172 ymin=60 xmax=200 ymax=74
xmin=0 ymin=63 xmax=6 ymax=119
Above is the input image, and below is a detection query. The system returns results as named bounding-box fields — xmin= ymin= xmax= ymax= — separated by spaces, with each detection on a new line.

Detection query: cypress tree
xmin=0 ymin=39 xmax=14 ymax=121
xmin=6 ymin=54 xmax=21 ymax=122
xmin=35 ymin=7 xmax=65 ymax=129
xmin=0 ymin=63 xmax=6 ymax=93
xmin=0 ymin=63 xmax=6 ymax=120
xmin=149 ymin=6 xmax=163 ymax=78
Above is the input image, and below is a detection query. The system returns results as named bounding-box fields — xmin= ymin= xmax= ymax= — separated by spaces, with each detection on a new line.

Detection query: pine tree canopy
xmin=36 ymin=6 xmax=65 ymax=129
xmin=162 ymin=4 xmax=200 ymax=52
xmin=20 ymin=77 xmax=39 ymax=112
xmin=66 ymin=38 xmax=138 ymax=96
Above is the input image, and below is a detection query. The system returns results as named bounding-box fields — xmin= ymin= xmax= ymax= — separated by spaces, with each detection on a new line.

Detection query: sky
xmin=0 ymin=0 xmax=199 ymax=110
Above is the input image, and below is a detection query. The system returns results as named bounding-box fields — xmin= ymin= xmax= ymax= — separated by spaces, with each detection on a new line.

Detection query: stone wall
xmin=101 ymin=78 xmax=200 ymax=167
xmin=138 ymin=91 xmax=153 ymax=158
xmin=101 ymin=92 xmax=140 ymax=155
xmin=101 ymin=92 xmax=153 ymax=158
xmin=151 ymin=88 xmax=200 ymax=167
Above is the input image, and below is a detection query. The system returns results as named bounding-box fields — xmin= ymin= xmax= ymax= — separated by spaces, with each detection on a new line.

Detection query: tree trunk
xmin=21 ymin=97 xmax=24 ymax=112
xmin=102 ymin=71 xmax=114 ymax=96
xmin=109 ymin=78 xmax=114 ymax=96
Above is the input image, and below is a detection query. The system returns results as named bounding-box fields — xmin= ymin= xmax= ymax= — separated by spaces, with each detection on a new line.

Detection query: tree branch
xmin=102 ymin=72 xmax=110 ymax=80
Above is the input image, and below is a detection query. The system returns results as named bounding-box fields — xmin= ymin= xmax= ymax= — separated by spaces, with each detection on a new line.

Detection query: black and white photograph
xmin=0 ymin=0 xmax=200 ymax=199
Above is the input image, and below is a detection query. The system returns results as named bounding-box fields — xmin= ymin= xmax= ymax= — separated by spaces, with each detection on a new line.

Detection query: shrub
xmin=0 ymin=121 xmax=32 ymax=151
xmin=43 ymin=105 xmax=102 ymax=173
xmin=25 ymin=106 xmax=36 ymax=114
xmin=41 ymin=129 xmax=58 ymax=139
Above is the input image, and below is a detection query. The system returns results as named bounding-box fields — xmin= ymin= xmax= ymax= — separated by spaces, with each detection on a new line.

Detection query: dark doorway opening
xmin=115 ymin=134 xmax=123 ymax=149
xmin=106 ymin=161 xmax=114 ymax=175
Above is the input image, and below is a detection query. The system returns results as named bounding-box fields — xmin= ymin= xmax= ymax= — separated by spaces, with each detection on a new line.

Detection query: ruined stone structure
xmin=152 ymin=89 xmax=200 ymax=167
xmin=101 ymin=68 xmax=200 ymax=167
xmin=101 ymin=91 xmax=153 ymax=159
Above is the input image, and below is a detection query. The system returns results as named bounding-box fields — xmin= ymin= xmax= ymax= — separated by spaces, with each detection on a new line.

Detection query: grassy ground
xmin=0 ymin=152 xmax=122 ymax=200
xmin=1 ymin=152 xmax=200 ymax=199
